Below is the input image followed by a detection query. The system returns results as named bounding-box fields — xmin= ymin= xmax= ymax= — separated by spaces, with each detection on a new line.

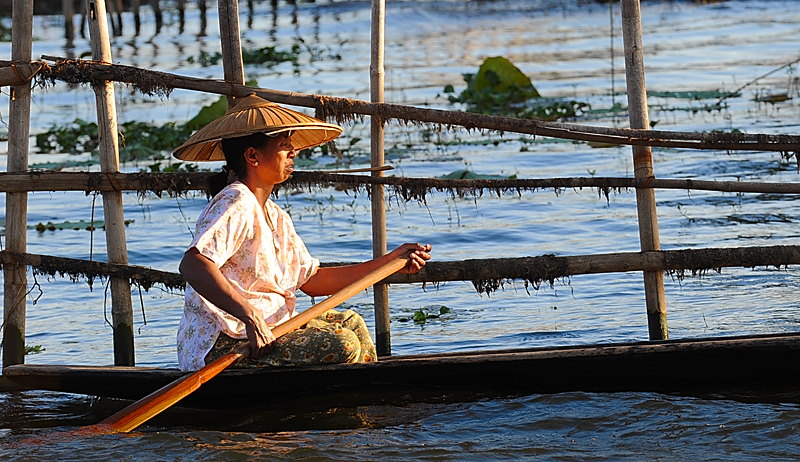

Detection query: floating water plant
xmin=187 ymin=46 xmax=300 ymax=67
xmin=36 ymin=118 xmax=99 ymax=154
xmin=444 ymin=56 xmax=589 ymax=120
xmin=187 ymin=44 xmax=341 ymax=68
xmin=647 ymin=89 xmax=740 ymax=114
xmin=649 ymin=90 xmax=740 ymax=100
xmin=33 ymin=89 xmax=249 ymax=164
xmin=30 ymin=219 xmax=134 ymax=232
xmin=35 ymin=118 xmax=192 ymax=159
xmin=142 ymin=161 xmax=204 ymax=173
xmin=24 ymin=345 xmax=44 ymax=355
xmin=397 ymin=305 xmax=452 ymax=324
xmin=0 ymin=14 xmax=9 ymax=42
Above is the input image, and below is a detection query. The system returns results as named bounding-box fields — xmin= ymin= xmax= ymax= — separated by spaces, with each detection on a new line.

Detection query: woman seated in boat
xmin=172 ymin=94 xmax=432 ymax=372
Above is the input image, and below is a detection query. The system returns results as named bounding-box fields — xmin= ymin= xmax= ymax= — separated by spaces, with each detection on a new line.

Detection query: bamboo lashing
xmin=17 ymin=57 xmax=800 ymax=153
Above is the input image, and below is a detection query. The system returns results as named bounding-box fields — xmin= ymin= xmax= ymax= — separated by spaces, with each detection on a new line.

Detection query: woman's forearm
xmin=299 ymin=243 xmax=431 ymax=297
xmin=300 ymin=257 xmax=392 ymax=298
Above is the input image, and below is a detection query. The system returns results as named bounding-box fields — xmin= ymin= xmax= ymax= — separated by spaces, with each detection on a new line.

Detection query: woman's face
xmin=254 ymin=132 xmax=297 ymax=184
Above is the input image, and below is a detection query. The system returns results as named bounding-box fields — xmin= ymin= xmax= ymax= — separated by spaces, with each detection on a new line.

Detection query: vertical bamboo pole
xmin=370 ymin=0 xmax=391 ymax=356
xmin=218 ymin=0 xmax=245 ymax=109
xmin=150 ymin=0 xmax=164 ymax=35
xmin=177 ymin=0 xmax=186 ymax=34
xmin=620 ymin=0 xmax=668 ymax=340
xmin=85 ymin=0 xmax=136 ymax=365
xmin=63 ymin=0 xmax=75 ymax=45
xmin=198 ymin=0 xmax=208 ymax=37
xmin=131 ymin=0 xmax=141 ymax=36
xmin=2 ymin=0 xmax=34 ymax=369
xmin=113 ymin=0 xmax=124 ymax=36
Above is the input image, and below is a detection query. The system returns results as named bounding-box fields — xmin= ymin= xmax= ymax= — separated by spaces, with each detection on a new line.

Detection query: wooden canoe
xmin=4 ymin=332 xmax=800 ymax=409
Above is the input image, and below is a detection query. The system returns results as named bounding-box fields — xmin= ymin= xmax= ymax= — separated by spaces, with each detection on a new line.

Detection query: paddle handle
xmin=301 ymin=165 xmax=394 ymax=174
xmin=94 ymin=256 xmax=408 ymax=434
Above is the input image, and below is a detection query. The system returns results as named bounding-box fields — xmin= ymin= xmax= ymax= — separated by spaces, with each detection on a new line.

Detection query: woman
xmin=172 ymin=95 xmax=431 ymax=372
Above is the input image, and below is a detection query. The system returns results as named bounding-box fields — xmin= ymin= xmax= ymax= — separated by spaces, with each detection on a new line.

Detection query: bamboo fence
xmin=3 ymin=0 xmax=800 ymax=367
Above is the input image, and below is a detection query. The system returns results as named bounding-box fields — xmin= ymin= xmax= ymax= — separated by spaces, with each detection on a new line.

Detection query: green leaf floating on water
xmin=438 ymin=169 xmax=515 ymax=180
xmin=30 ymin=160 xmax=98 ymax=170
xmin=474 ymin=56 xmax=540 ymax=97
xmin=412 ymin=309 xmax=428 ymax=322
xmin=184 ymin=96 xmax=229 ymax=132
xmin=397 ymin=305 xmax=454 ymax=324
xmin=25 ymin=345 xmax=45 ymax=355
xmin=28 ymin=219 xmax=134 ymax=232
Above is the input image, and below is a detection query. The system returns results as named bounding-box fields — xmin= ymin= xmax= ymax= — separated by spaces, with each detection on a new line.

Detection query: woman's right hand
xmin=390 ymin=242 xmax=432 ymax=275
xmin=242 ymin=307 xmax=276 ymax=359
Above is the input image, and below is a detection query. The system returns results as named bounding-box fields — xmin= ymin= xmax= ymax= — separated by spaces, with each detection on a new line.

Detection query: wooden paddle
xmin=301 ymin=165 xmax=394 ymax=174
xmin=86 ymin=256 xmax=409 ymax=434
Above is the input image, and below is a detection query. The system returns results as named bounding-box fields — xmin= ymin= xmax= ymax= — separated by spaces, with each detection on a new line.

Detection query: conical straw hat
xmin=172 ymin=94 xmax=343 ymax=162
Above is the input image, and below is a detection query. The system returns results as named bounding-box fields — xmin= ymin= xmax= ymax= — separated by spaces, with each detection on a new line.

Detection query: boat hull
xmin=4 ymin=333 xmax=800 ymax=408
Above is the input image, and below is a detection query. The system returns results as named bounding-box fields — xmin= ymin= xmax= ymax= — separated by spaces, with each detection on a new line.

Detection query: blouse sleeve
xmin=190 ymin=188 xmax=254 ymax=268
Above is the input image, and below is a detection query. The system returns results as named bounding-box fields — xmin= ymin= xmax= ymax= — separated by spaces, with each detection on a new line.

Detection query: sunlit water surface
xmin=2 ymin=0 xmax=800 ymax=459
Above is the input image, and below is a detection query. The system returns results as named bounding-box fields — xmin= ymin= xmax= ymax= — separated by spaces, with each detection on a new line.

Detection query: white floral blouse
xmin=177 ymin=182 xmax=319 ymax=371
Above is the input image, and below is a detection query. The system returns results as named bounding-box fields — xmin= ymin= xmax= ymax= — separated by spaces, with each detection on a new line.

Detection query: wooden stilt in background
xmin=198 ymin=0 xmax=207 ymax=37
xmin=177 ymin=0 xmax=186 ymax=34
xmin=63 ymin=0 xmax=75 ymax=45
xmin=131 ymin=0 xmax=141 ymax=36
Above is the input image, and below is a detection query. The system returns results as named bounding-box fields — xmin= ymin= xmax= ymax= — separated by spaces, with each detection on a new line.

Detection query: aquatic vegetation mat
xmin=27 ymin=59 xmax=800 ymax=154
xmin=29 ymin=219 xmax=134 ymax=233
xmin=444 ymin=56 xmax=589 ymax=120
xmin=187 ymin=44 xmax=341 ymax=69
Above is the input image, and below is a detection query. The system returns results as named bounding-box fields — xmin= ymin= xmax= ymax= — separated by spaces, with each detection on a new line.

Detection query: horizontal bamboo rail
xmin=0 ymin=60 xmax=45 ymax=86
xmin=6 ymin=58 xmax=799 ymax=152
xmin=2 ymin=171 xmax=800 ymax=197
xmin=3 ymin=245 xmax=798 ymax=295
xmin=0 ymin=250 xmax=184 ymax=291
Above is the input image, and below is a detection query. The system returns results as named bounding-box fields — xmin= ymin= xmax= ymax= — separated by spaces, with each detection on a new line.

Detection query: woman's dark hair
xmin=206 ymin=132 xmax=272 ymax=197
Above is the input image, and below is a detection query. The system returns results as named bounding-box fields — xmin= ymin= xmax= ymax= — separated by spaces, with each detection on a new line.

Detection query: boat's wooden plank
xmin=5 ymin=333 xmax=800 ymax=408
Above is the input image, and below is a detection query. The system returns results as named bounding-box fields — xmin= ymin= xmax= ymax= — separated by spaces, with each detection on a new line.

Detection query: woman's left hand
xmin=390 ymin=242 xmax=432 ymax=274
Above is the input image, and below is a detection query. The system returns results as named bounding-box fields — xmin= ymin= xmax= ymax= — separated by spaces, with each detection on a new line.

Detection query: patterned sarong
xmin=204 ymin=309 xmax=377 ymax=368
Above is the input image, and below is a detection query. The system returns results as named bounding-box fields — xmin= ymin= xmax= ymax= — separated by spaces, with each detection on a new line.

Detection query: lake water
xmin=2 ymin=0 xmax=800 ymax=459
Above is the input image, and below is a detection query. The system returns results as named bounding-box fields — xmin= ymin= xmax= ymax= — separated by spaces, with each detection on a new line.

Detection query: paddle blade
xmin=95 ymin=345 xmax=249 ymax=433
